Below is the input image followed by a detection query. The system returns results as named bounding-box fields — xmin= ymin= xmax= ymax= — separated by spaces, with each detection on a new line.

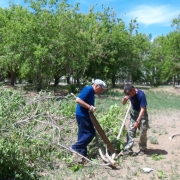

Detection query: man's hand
xmin=122 ymin=95 xmax=130 ymax=105
xmin=89 ymin=105 xmax=96 ymax=113
xmin=134 ymin=121 xmax=139 ymax=129
xmin=124 ymin=95 xmax=130 ymax=100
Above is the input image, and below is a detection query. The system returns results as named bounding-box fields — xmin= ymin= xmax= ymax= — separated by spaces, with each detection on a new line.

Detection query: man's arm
xmin=76 ymin=97 xmax=96 ymax=112
xmin=76 ymin=97 xmax=91 ymax=110
xmin=122 ymin=95 xmax=130 ymax=105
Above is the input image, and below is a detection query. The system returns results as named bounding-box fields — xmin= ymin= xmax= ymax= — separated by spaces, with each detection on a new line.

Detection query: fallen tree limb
xmin=169 ymin=133 xmax=180 ymax=140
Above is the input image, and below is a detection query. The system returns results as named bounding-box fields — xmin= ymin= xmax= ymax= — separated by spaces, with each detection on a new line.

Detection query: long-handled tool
xmin=89 ymin=111 xmax=116 ymax=154
xmin=117 ymin=102 xmax=131 ymax=139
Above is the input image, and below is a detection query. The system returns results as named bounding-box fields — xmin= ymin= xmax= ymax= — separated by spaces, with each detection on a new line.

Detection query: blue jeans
xmin=71 ymin=115 xmax=95 ymax=156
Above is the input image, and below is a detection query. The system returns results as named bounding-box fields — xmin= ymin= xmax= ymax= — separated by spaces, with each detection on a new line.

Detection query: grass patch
xmin=151 ymin=154 xmax=164 ymax=161
xmin=146 ymin=90 xmax=180 ymax=111
xmin=148 ymin=136 xmax=159 ymax=144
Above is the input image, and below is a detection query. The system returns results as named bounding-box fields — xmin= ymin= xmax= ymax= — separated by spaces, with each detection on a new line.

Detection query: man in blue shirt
xmin=71 ymin=79 xmax=107 ymax=160
xmin=122 ymin=84 xmax=149 ymax=156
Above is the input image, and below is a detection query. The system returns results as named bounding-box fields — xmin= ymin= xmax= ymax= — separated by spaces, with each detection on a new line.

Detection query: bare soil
xmin=84 ymin=111 xmax=180 ymax=180
xmin=81 ymin=87 xmax=180 ymax=180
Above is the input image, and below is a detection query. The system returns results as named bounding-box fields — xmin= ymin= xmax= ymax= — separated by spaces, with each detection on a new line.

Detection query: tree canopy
xmin=0 ymin=0 xmax=180 ymax=89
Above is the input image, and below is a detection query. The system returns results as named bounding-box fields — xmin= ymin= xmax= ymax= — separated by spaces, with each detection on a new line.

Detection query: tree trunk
xmin=54 ymin=77 xmax=59 ymax=86
xmin=36 ymin=73 xmax=42 ymax=91
xmin=77 ymin=78 xmax=80 ymax=84
xmin=10 ymin=68 xmax=16 ymax=86
xmin=172 ymin=76 xmax=175 ymax=87
xmin=66 ymin=76 xmax=70 ymax=84
xmin=111 ymin=76 xmax=116 ymax=87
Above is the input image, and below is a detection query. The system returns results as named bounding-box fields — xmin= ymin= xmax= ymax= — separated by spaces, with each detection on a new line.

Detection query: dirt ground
xmin=86 ymin=87 xmax=180 ymax=180
xmin=38 ymin=86 xmax=180 ymax=179
xmin=84 ymin=110 xmax=180 ymax=180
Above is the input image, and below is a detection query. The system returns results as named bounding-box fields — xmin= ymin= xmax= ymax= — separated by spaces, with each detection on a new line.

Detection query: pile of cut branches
xmin=0 ymin=87 xmax=127 ymax=179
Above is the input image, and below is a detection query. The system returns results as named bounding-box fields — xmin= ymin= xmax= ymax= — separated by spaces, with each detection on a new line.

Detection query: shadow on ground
xmin=146 ymin=148 xmax=168 ymax=156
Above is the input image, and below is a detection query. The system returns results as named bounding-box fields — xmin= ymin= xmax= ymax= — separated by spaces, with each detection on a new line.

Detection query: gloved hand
xmin=89 ymin=105 xmax=96 ymax=113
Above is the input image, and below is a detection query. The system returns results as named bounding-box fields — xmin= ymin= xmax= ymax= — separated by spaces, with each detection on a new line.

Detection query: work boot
xmin=133 ymin=149 xmax=147 ymax=156
xmin=78 ymin=157 xmax=87 ymax=165
xmin=79 ymin=155 xmax=90 ymax=165
xmin=137 ymin=149 xmax=146 ymax=156
xmin=122 ymin=149 xmax=134 ymax=156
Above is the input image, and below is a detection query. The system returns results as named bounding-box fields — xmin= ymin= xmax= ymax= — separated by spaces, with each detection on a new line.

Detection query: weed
xmin=159 ymin=129 xmax=168 ymax=135
xmin=148 ymin=136 xmax=159 ymax=144
xmin=151 ymin=154 xmax=164 ymax=161
xmin=171 ymin=124 xmax=176 ymax=128
xmin=158 ymin=170 xmax=166 ymax=179
xmin=70 ymin=164 xmax=84 ymax=172
xmin=151 ymin=128 xmax=157 ymax=133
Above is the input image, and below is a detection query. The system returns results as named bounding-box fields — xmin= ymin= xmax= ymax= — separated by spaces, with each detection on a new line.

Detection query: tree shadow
xmin=146 ymin=148 xmax=168 ymax=156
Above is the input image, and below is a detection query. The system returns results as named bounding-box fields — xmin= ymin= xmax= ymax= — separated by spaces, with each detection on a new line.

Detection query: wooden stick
xmin=117 ymin=102 xmax=131 ymax=139
xmin=89 ymin=112 xmax=116 ymax=154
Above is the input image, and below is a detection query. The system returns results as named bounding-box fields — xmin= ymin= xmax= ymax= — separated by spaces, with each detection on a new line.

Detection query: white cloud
xmin=126 ymin=5 xmax=180 ymax=26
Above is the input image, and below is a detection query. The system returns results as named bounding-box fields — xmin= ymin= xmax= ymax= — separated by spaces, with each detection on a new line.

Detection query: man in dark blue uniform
xmin=71 ymin=79 xmax=107 ymax=159
xmin=122 ymin=84 xmax=149 ymax=156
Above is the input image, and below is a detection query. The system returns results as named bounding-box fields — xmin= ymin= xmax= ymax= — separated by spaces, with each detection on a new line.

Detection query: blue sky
xmin=1 ymin=0 xmax=180 ymax=39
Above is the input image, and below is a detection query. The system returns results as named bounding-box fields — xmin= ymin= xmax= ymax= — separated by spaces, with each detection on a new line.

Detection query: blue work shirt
xmin=130 ymin=89 xmax=147 ymax=111
xmin=76 ymin=85 xmax=95 ymax=117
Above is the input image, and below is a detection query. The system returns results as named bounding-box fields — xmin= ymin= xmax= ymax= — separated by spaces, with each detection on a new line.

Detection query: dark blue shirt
xmin=130 ymin=89 xmax=147 ymax=111
xmin=76 ymin=85 xmax=95 ymax=117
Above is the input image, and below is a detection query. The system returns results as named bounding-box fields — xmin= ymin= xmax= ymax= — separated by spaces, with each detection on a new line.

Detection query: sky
xmin=1 ymin=0 xmax=180 ymax=39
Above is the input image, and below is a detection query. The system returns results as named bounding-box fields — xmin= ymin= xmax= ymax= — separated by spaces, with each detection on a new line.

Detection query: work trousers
xmin=71 ymin=115 xmax=95 ymax=156
xmin=124 ymin=109 xmax=149 ymax=152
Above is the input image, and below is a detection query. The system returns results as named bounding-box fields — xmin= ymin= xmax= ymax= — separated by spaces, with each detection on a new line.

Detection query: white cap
xmin=94 ymin=79 xmax=107 ymax=89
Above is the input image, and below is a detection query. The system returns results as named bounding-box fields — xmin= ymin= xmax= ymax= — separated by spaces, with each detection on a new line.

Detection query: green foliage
xmin=2 ymin=0 xmax=180 ymax=87
xmin=71 ymin=164 xmax=84 ymax=172
xmin=0 ymin=88 xmax=77 ymax=178
xmin=67 ymin=84 xmax=76 ymax=93
xmin=0 ymin=88 xmax=25 ymax=128
xmin=151 ymin=154 xmax=164 ymax=161
xmin=0 ymin=135 xmax=40 ymax=179
xmin=67 ymin=84 xmax=81 ymax=93
xmin=3 ymin=84 xmax=170 ymax=178
xmin=58 ymin=98 xmax=76 ymax=117
xmin=158 ymin=170 xmax=166 ymax=179
xmin=97 ymin=104 xmax=126 ymax=152
xmin=0 ymin=0 xmax=157 ymax=88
